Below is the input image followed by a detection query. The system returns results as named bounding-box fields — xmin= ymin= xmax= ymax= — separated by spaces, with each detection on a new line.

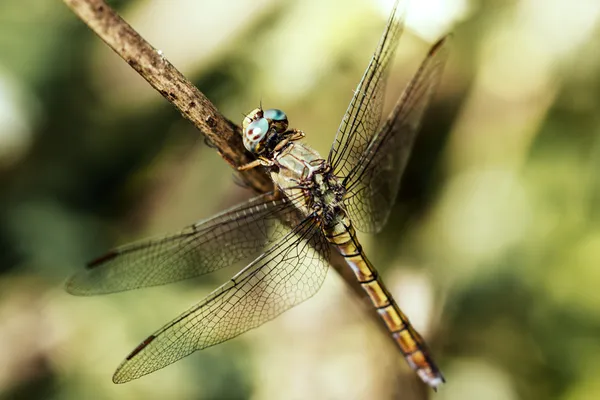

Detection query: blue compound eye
xmin=264 ymin=109 xmax=288 ymax=133
xmin=264 ymin=109 xmax=286 ymax=121
xmin=243 ymin=118 xmax=269 ymax=153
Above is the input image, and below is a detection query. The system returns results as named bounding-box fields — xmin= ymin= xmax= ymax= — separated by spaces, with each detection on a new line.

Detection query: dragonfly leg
xmin=237 ymin=156 xmax=273 ymax=171
xmin=273 ymin=130 xmax=305 ymax=152
xmin=289 ymin=129 xmax=305 ymax=141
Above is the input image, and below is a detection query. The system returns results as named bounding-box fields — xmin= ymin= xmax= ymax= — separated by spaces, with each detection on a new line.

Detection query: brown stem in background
xmin=61 ymin=0 xmax=418 ymax=393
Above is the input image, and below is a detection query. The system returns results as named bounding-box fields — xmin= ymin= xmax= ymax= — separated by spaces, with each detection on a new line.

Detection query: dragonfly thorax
xmin=305 ymin=167 xmax=346 ymax=225
xmin=242 ymin=108 xmax=289 ymax=154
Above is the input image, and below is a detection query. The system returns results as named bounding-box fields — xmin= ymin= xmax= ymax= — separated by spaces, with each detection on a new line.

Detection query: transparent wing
xmin=343 ymin=36 xmax=451 ymax=233
xmin=66 ymin=192 xmax=305 ymax=295
xmin=112 ymin=216 xmax=329 ymax=383
xmin=327 ymin=0 xmax=406 ymax=179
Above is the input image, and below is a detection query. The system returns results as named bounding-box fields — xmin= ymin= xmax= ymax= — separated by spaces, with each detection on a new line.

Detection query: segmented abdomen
xmin=323 ymin=214 xmax=444 ymax=390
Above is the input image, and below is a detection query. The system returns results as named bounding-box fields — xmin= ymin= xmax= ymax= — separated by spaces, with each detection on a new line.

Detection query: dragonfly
xmin=67 ymin=0 xmax=450 ymax=390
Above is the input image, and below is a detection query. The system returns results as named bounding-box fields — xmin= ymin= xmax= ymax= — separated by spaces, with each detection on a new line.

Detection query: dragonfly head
xmin=242 ymin=108 xmax=289 ymax=154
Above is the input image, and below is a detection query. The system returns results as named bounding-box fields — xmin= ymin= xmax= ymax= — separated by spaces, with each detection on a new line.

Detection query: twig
xmin=63 ymin=0 xmax=272 ymax=192
xmin=61 ymin=0 xmax=376 ymax=320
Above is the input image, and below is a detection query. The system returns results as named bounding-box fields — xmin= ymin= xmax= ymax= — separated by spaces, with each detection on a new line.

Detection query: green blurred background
xmin=0 ymin=0 xmax=599 ymax=399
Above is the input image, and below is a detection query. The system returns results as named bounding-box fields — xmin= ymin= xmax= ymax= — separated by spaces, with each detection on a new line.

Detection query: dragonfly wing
xmin=326 ymin=0 xmax=406 ymax=180
xmin=343 ymin=36 xmax=451 ymax=233
xmin=66 ymin=192 xmax=305 ymax=295
xmin=112 ymin=216 xmax=329 ymax=383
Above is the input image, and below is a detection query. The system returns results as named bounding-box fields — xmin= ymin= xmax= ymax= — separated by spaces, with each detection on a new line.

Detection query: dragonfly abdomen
xmin=322 ymin=216 xmax=445 ymax=390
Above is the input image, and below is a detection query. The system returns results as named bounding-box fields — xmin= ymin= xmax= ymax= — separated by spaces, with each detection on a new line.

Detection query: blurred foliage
xmin=0 ymin=0 xmax=599 ymax=399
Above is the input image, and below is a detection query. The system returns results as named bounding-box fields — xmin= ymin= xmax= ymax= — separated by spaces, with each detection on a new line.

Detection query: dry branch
xmin=63 ymin=0 xmax=272 ymax=192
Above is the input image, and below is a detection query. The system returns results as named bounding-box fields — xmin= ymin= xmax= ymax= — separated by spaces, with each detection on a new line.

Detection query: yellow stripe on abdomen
xmin=323 ymin=218 xmax=445 ymax=389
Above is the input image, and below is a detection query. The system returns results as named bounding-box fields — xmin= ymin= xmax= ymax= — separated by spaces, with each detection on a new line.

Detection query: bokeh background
xmin=1 ymin=0 xmax=599 ymax=399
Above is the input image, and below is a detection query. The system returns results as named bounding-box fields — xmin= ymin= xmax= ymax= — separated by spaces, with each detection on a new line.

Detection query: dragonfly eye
xmin=264 ymin=108 xmax=288 ymax=133
xmin=242 ymin=108 xmax=263 ymax=133
xmin=243 ymin=117 xmax=269 ymax=153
